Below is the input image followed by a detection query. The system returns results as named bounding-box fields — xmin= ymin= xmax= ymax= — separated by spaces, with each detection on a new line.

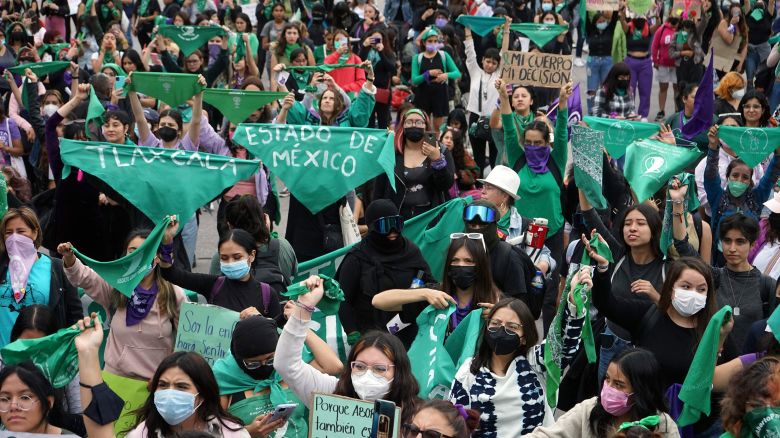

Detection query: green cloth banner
xmin=281 ymin=274 xmax=344 ymax=315
xmin=86 ymin=87 xmax=105 ymax=140
xmin=202 ymin=89 xmax=287 ymax=125
xmin=629 ymin=0 xmax=654 ymax=13
xmin=455 ymin=15 xmax=505 ymax=37
xmin=718 ymin=126 xmax=780 ymax=168
xmin=6 ymin=61 xmax=70 ymax=77
xmin=509 ymin=23 xmax=569 ymax=48
xmin=583 ymin=116 xmax=660 ymax=159
xmin=677 ymin=306 xmax=733 ymax=427
xmin=37 ymin=42 xmax=71 ymax=57
xmin=71 ymin=217 xmax=171 ymax=298
xmin=59 ymin=139 xmax=260 ymax=225
xmin=125 ymin=72 xmax=205 ymax=108
xmin=233 ymin=124 xmax=396 ymax=214
xmin=571 ymin=125 xmax=607 ymax=209
xmin=157 ymin=25 xmax=227 ymax=57
xmin=623 ymin=138 xmax=703 ymax=203
xmin=1 ymin=327 xmax=81 ymax=388
xmin=543 ymin=234 xmax=612 ymax=408
xmin=660 ymin=173 xmax=700 ymax=257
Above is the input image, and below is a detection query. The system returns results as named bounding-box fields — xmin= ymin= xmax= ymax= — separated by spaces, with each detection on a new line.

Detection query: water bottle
xmin=531 ymin=270 xmax=544 ymax=290
xmin=410 ymin=270 xmax=425 ymax=289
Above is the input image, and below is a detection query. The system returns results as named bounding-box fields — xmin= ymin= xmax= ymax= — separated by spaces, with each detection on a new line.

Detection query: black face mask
xmin=633 ymin=18 xmax=646 ymax=29
xmin=467 ymin=222 xmax=500 ymax=249
xmin=770 ymin=213 xmax=780 ymax=230
xmin=11 ymin=31 xmax=25 ymax=42
xmin=404 ymin=127 xmax=424 ymax=142
xmin=485 ymin=329 xmax=521 ymax=355
xmin=616 ymin=79 xmax=629 ymax=90
xmin=448 ymin=265 xmax=476 ymax=290
xmin=157 ymin=126 xmax=178 ymax=142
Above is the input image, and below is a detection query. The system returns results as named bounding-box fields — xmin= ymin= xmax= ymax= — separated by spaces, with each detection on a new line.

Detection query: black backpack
xmin=252 ymin=239 xmax=290 ymax=294
xmin=493 ymin=241 xmax=544 ymax=319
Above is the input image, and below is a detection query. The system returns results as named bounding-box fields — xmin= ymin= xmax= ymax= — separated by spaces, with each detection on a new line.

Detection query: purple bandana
xmin=126 ymin=279 xmax=158 ymax=326
xmin=524 ymin=145 xmax=551 ymax=174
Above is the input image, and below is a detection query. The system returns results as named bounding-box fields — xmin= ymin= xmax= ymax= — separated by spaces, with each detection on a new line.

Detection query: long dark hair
xmin=362 ymin=28 xmax=394 ymax=58
xmin=0 ymin=362 xmax=64 ymax=431
xmin=333 ymin=332 xmax=419 ymax=423
xmin=589 ymin=348 xmax=667 ymax=438
xmin=218 ymin=228 xmax=258 ymax=269
xmin=10 ymin=305 xmax=55 ymax=342
xmin=601 ymin=62 xmax=631 ymax=101
xmin=130 ymin=352 xmax=242 ymax=437
xmin=441 ymin=128 xmax=466 ymax=170
xmin=523 ymin=119 xmax=552 ymax=147
xmin=725 ymin=158 xmax=752 ymax=186
xmin=701 ymin=0 xmax=722 ymax=53
xmin=510 ymin=85 xmax=536 ymax=113
xmin=224 ymin=195 xmax=271 ymax=245
xmin=122 ymin=49 xmax=147 ymax=73
xmin=440 ymin=237 xmax=500 ymax=308
xmin=739 ymin=90 xmax=771 ymax=127
xmin=234 ymin=12 xmax=253 ymax=33
xmin=275 ymin=23 xmax=302 ymax=58
xmin=413 ymin=400 xmax=480 ymax=438
xmin=470 ymin=298 xmax=539 ymax=375
xmin=656 ymin=257 xmax=718 ymax=343
xmin=615 ymin=203 xmax=663 ymax=259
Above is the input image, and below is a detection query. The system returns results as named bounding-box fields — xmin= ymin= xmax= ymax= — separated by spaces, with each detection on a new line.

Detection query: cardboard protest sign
xmin=174 ymin=302 xmax=240 ymax=365
xmin=587 ymin=0 xmax=619 ymax=11
xmin=499 ymin=51 xmax=573 ymax=87
xmin=309 ymin=394 xmax=400 ymax=438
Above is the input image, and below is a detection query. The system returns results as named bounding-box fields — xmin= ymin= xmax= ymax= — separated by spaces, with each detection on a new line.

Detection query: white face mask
xmin=732 ymin=88 xmax=746 ymax=100
xmin=43 ymin=104 xmax=58 ymax=118
xmin=351 ymin=371 xmax=392 ymax=401
xmin=672 ymin=288 xmax=707 ymax=317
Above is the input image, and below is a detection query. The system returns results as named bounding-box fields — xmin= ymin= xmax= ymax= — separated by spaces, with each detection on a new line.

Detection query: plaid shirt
xmin=593 ymin=88 xmax=636 ymax=118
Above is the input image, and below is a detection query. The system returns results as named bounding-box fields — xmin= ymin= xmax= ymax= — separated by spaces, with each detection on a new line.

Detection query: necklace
xmin=723 ymin=269 xmax=743 ymax=316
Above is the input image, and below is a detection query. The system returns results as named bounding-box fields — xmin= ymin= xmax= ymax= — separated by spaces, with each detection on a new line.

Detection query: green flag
xmin=86 ymin=87 xmax=105 ymax=140
xmin=0 ymin=176 xmax=8 ymax=218
xmin=157 ymin=25 xmax=227 ymax=57
xmin=444 ymin=309 xmax=484 ymax=371
xmin=718 ymin=126 xmax=780 ymax=168
xmin=660 ymin=173 xmax=700 ymax=257
xmin=509 ymin=23 xmax=569 ymax=48
xmin=70 ymin=217 xmax=171 ymax=298
xmin=202 ymin=89 xmax=287 ymax=125
xmin=1 ymin=326 xmax=81 ymax=388
xmin=583 ymin=116 xmax=660 ymax=159
xmin=677 ymin=306 xmax=733 ymax=427
xmin=408 ymin=305 xmax=457 ymax=398
xmin=571 ymin=125 xmax=607 ymax=209
xmin=281 ymin=274 xmax=344 ymax=315
xmin=125 ymin=72 xmax=205 ymax=108
xmin=229 ymin=32 xmax=260 ymax=62
xmin=36 ymin=42 xmax=71 ymax=58
xmin=59 ymin=139 xmax=261 ymax=225
xmin=232 ymin=124 xmax=396 ymax=214
xmin=623 ymin=138 xmax=703 ymax=203
xmin=6 ymin=61 xmax=70 ymax=77
xmin=455 ymin=15 xmax=505 ymax=37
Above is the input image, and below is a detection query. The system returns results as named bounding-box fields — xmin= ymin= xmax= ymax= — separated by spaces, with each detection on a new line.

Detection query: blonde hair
xmin=715 ymin=72 xmax=745 ymax=100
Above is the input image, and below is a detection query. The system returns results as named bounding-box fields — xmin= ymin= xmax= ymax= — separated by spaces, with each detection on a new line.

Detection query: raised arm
xmin=372 ymin=287 xmax=455 ymax=312
xmin=188 ymin=75 xmax=206 ymax=147
xmin=125 ymin=73 xmax=152 ymax=143
xmin=75 ymin=314 xmax=117 ymax=438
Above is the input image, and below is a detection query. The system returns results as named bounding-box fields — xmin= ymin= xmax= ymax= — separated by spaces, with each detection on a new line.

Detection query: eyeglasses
xmin=371 ymin=215 xmax=404 ymax=235
xmin=743 ymin=104 xmax=763 ymax=110
xmin=487 ymin=318 xmax=523 ymax=335
xmin=0 ymin=395 xmax=39 ymax=412
xmin=402 ymin=424 xmax=453 ymax=438
xmin=404 ymin=119 xmax=426 ymax=128
xmin=186 ymin=59 xmax=201 ymax=64
xmin=450 ymin=232 xmax=486 ymax=252
xmin=463 ymin=205 xmax=497 ymax=223
xmin=243 ymin=357 xmax=274 ymax=369
xmin=350 ymin=361 xmax=394 ymax=376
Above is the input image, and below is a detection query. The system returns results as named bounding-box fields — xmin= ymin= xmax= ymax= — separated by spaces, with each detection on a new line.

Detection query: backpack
xmin=252 ymin=239 xmax=290 ymax=294
xmin=493 ymin=241 xmax=544 ymax=319
xmin=211 ymin=276 xmax=273 ymax=315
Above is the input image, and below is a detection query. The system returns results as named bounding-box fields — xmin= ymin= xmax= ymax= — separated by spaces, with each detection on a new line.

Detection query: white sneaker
xmin=574 ymin=57 xmax=585 ymax=67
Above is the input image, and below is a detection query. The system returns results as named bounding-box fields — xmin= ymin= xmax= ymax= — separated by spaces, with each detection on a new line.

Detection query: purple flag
xmin=681 ymin=52 xmax=714 ymax=140
xmin=546 ymin=84 xmax=582 ymax=138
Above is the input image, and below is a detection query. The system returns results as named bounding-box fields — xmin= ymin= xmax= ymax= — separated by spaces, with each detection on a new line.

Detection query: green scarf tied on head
xmin=618 ymin=415 xmax=661 ymax=431
xmin=740 ymin=407 xmax=780 ymax=437
xmin=100 ymin=62 xmax=127 ymax=77
xmin=212 ymin=354 xmax=287 ymax=405
xmin=281 ymin=274 xmax=345 ymax=315
xmin=660 ymin=173 xmax=700 ymax=257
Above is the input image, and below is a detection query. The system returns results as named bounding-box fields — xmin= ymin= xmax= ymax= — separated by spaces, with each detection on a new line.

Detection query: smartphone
xmin=268 ymin=403 xmax=297 ymax=423
xmin=370 ymin=400 xmax=396 ymax=438
xmin=424 ymin=131 xmax=438 ymax=145
xmin=370 ymin=37 xmax=381 ymax=44
xmin=276 ymin=70 xmax=290 ymax=86
xmin=114 ymin=76 xmax=126 ymax=90
xmin=150 ymin=52 xmax=161 ymax=66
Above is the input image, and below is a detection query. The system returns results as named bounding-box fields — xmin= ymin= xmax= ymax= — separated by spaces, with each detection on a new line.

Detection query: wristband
xmin=597 ymin=264 xmax=609 ymax=273
xmin=159 ymin=243 xmax=174 ymax=264
xmin=740 ymin=353 xmax=760 ymax=367
xmin=294 ymin=300 xmax=316 ymax=313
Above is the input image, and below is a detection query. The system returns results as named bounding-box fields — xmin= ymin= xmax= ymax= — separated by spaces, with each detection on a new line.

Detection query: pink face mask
xmin=6 ymin=233 xmax=37 ymax=303
xmin=600 ymin=381 xmax=633 ymax=416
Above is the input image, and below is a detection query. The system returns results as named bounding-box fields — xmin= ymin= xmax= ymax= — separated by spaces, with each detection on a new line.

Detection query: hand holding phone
xmin=268 ymin=403 xmax=297 ymax=423
xmin=276 ymin=70 xmax=290 ymax=86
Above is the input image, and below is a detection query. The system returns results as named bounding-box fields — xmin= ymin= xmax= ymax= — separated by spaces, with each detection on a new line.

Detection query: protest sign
xmin=59 ymin=139 xmax=259 ymax=225
xmin=309 ymin=393 xmax=400 ymax=438
xmin=103 ymin=371 xmax=149 ymax=437
xmin=623 ymin=139 xmax=703 ymax=203
xmin=718 ymin=126 xmax=780 ymax=168
xmin=571 ymin=125 xmax=607 ymax=209
xmin=233 ymin=124 xmax=396 ymax=214
xmin=628 ymin=0 xmax=653 ymax=13
xmin=174 ymin=302 xmax=240 ymax=365
xmin=0 ymin=433 xmax=80 ymax=438
xmin=587 ymin=0 xmax=619 ymax=11
xmin=499 ymin=51 xmax=572 ymax=87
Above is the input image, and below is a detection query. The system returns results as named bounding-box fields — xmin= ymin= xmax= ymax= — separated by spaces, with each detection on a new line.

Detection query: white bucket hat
xmin=477 ymin=165 xmax=520 ymax=200
xmin=764 ymin=191 xmax=780 ymax=214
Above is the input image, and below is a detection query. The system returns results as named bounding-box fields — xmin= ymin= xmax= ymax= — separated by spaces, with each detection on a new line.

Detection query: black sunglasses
xmin=402 ymin=424 xmax=453 ymax=438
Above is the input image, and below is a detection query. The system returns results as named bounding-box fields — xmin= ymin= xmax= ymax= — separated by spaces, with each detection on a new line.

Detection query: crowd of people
xmin=0 ymin=0 xmax=777 ymax=436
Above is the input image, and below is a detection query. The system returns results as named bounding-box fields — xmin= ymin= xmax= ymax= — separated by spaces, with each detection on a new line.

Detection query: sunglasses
xmin=371 ymin=215 xmax=404 ymax=235
xmin=463 ymin=205 xmax=497 ymax=223
xmin=450 ymin=232 xmax=486 ymax=252
xmin=402 ymin=424 xmax=453 ymax=438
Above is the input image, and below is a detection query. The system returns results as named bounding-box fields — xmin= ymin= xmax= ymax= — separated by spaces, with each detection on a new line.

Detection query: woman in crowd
xmin=714 ymin=72 xmax=746 ymax=117
xmin=372 ymin=108 xmax=455 ymax=219
xmin=269 ymin=22 xmax=314 ymax=89
xmin=669 ymin=19 xmax=705 ymax=95
xmin=712 ymin=2 xmax=748 ymax=76
xmin=492 ymin=83 xmax=536 ymax=166
xmin=57 ymin=228 xmax=186 ymax=381
xmin=464 ymin=24 xmax=501 ymax=174
xmin=450 ymin=275 xmax=587 ymax=436
xmin=275 ymin=275 xmax=421 ymax=424
xmin=440 ymin=127 xmax=479 ymax=198
xmin=720 ymin=356 xmax=780 ymax=436
xmin=324 ymin=29 xmax=367 ymax=95
xmin=405 ymin=400 xmax=481 ymax=438
xmin=744 ymin=0 xmax=774 ymax=87
xmin=617 ymin=0 xmax=658 ymax=120
xmin=410 ymin=26 xmax=462 ymax=129
xmin=526 ymin=348 xmax=679 ymax=437
xmin=0 ymin=362 xmax=72 ymax=434
xmin=665 ymin=84 xmax=710 ymax=149
xmin=592 ymin=62 xmax=636 ymax=118
xmin=740 ymin=90 xmax=772 ymax=128
xmin=358 ymin=28 xmax=395 ymax=129
xmin=584 ymin=12 xmax=619 ymax=112
xmin=271 ymin=48 xmax=312 ymax=99
xmin=260 ymin=2 xmax=287 ymax=77
xmin=749 ymin=192 xmax=780 ymax=279
xmin=153 ymin=32 xmax=229 ymax=88
xmin=372 ymin=232 xmax=501 ymax=331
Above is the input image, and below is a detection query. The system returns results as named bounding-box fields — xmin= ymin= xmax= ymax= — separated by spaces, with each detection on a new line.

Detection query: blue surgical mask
xmin=154 ymin=389 xmax=199 ymax=425
xmin=596 ymin=21 xmax=608 ymax=30
xmin=220 ymin=259 xmax=251 ymax=279
xmin=542 ymin=3 xmax=553 ymax=11
xmin=435 ymin=17 xmax=448 ymax=28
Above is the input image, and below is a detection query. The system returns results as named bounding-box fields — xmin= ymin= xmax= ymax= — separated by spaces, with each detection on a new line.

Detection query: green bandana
xmin=555 ymin=2 xmax=565 ymax=12
xmin=0 ymin=177 xmax=7 ymax=218
xmin=544 ymin=233 xmax=613 ymax=408
xmin=230 ymin=32 xmax=260 ymax=62
xmin=202 ymin=89 xmax=287 ymax=125
xmin=232 ymin=124 xmax=396 ymax=214
xmin=157 ymin=25 xmax=227 ymax=57
xmin=101 ymin=62 xmax=126 ymax=77
xmin=70 ymin=217 xmax=171 ymax=298
xmin=290 ymin=68 xmax=312 ymax=87
xmin=36 ymin=42 xmax=70 ymax=58
xmin=509 ymin=23 xmax=569 ymax=48
xmin=750 ymin=4 xmax=765 ymax=20
xmin=1 ymin=327 xmax=82 ymax=388
xmin=196 ymin=0 xmax=206 ymax=10
xmin=7 ymin=60 xmax=69 ymax=77
xmin=281 ymin=274 xmax=345 ymax=315
xmin=228 ymin=391 xmax=308 ymax=437
xmin=660 ymin=173 xmax=700 ymax=256
xmin=767 ymin=305 xmax=780 ymax=343
xmin=718 ymin=126 xmax=780 ymax=168
xmin=125 ymin=72 xmax=205 ymax=107
xmin=583 ymin=116 xmax=660 ymax=159
xmin=138 ymin=0 xmax=150 ymax=15
xmin=284 ymin=42 xmax=301 ymax=61
xmin=506 ymin=112 xmax=535 ymax=166
xmin=455 ymin=15 xmax=505 ymax=37
xmin=497 ymin=210 xmax=511 ymax=236
xmin=59 ymin=139 xmax=260 ymax=225
xmin=618 ymin=415 xmax=661 ymax=431
xmin=366 ymin=48 xmax=381 ymax=68
xmin=678 ymin=305 xmax=733 ymax=426
xmin=623 ymin=138 xmax=703 ymax=203
xmin=571 ymin=125 xmax=607 ymax=210
xmin=213 ymin=354 xmax=287 ymax=404
xmin=86 ymin=87 xmax=105 ymax=140
xmin=741 ymin=407 xmax=780 ymax=437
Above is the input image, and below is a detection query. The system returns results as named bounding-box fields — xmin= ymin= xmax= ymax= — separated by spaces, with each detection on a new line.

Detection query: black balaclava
xmin=365 ymin=199 xmax=405 ymax=254
xmin=231 ymin=315 xmax=278 ymax=380
xmin=464 ymin=199 xmax=500 ymax=250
